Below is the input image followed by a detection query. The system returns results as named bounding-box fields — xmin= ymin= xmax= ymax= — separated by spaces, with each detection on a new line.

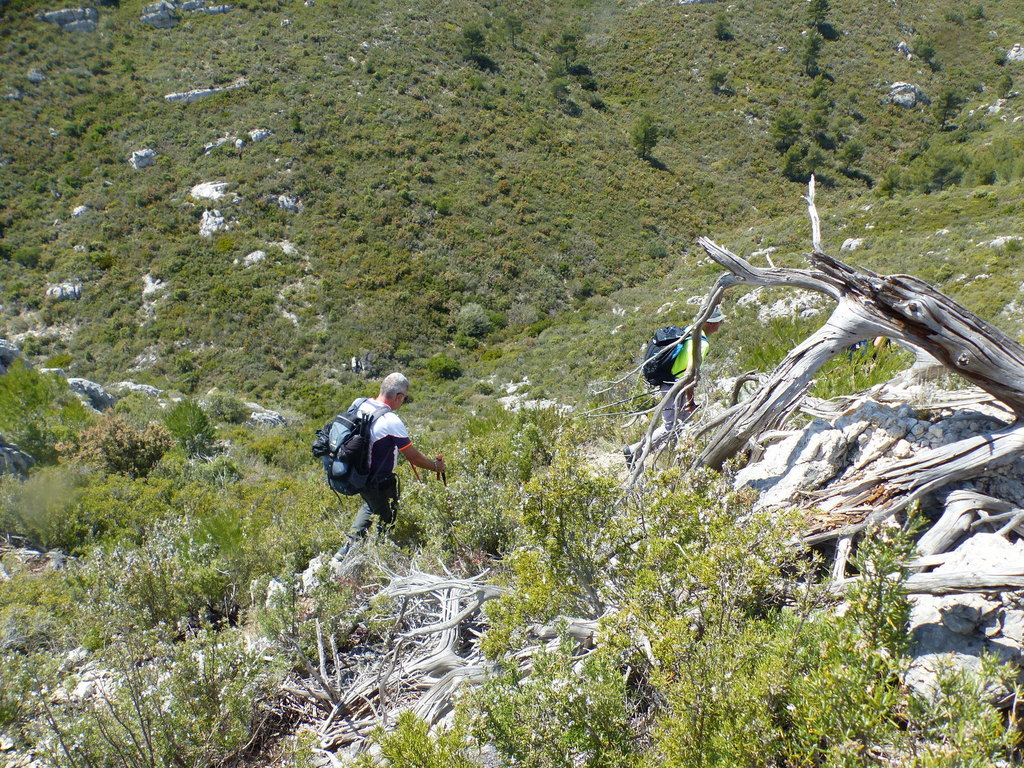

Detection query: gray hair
xmin=380 ymin=372 xmax=411 ymax=398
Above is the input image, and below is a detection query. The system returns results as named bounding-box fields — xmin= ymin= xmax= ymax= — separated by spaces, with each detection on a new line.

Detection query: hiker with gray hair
xmin=624 ymin=307 xmax=726 ymax=466
xmin=333 ymin=372 xmax=446 ymax=560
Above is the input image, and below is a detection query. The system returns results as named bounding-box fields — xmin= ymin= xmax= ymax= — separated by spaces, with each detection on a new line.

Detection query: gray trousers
xmin=348 ymin=475 xmax=399 ymax=538
xmin=629 ymin=383 xmax=689 ymax=454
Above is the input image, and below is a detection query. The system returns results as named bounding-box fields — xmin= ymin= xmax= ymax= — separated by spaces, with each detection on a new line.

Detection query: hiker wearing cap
xmin=334 ymin=372 xmax=446 ymax=559
xmin=624 ymin=307 xmax=726 ymax=465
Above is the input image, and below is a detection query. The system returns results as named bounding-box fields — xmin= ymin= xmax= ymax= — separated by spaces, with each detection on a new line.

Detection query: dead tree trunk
xmin=683 ymin=181 xmax=1024 ymax=535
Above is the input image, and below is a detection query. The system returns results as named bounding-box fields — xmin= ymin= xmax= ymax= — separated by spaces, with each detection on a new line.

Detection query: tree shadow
xmin=644 ymin=156 xmax=671 ymax=173
xmin=468 ymin=55 xmax=499 ymax=73
xmin=817 ymin=23 xmax=839 ymax=41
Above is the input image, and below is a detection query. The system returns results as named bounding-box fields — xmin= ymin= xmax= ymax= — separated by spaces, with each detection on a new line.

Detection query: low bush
xmin=63 ymin=414 xmax=173 ymax=478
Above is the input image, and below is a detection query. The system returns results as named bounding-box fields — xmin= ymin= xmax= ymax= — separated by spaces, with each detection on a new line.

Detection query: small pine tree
xmin=807 ymin=0 xmax=830 ymax=29
xmin=631 ymin=114 xmax=662 ymax=158
xmin=713 ymin=12 xmax=733 ymax=41
xmin=801 ymin=33 xmax=823 ymax=77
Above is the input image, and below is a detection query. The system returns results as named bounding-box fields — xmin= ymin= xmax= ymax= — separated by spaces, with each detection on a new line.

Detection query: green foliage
xmin=712 ymin=12 xmax=733 ymax=41
xmin=631 ymin=113 xmax=662 ymax=159
xmin=786 ymin=527 xmax=916 ymax=765
xmin=914 ymin=38 xmax=939 ymax=70
xmin=203 ymin=391 xmax=249 ymax=425
xmin=426 ymin=354 xmax=463 ymax=380
xmin=0 ymin=362 xmax=93 ymax=465
xmin=477 ymin=638 xmax=636 ymax=768
xmin=0 ymin=466 xmax=86 ymax=551
xmin=164 ymin=398 xmax=216 ymax=457
xmin=457 ymin=302 xmax=493 ymax=338
xmin=66 ymin=414 xmax=173 ymax=477
xmin=801 ymin=32 xmax=824 ymax=77
xmin=807 ymin=0 xmax=830 ymax=28
xmin=933 ymin=87 xmax=966 ymax=129
xmin=355 ymin=711 xmax=477 ymax=768
xmin=36 ymin=630 xmax=280 ymax=768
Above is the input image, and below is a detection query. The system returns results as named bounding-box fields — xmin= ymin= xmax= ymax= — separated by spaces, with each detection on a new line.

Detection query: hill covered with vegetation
xmin=2 ymin=0 xmax=1024 ymax=765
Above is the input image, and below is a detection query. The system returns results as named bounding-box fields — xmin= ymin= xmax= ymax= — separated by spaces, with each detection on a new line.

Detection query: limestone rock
xmin=128 ymin=148 xmax=157 ymax=169
xmin=68 ymin=377 xmax=116 ymax=411
xmin=0 ymin=437 xmax=34 ymax=478
xmin=273 ymin=194 xmax=302 ymax=213
xmin=840 ymin=237 xmax=864 ymax=252
xmin=735 ymin=419 xmax=848 ymax=508
xmin=71 ymin=204 xmax=88 ymax=217
xmin=0 ymin=340 xmax=24 ymax=375
xmin=1007 ymin=44 xmax=1024 ymax=63
xmin=246 ymin=403 xmax=286 ymax=427
xmin=889 ymin=82 xmax=929 ymax=108
xmin=140 ymin=0 xmax=177 ymax=27
xmin=27 ymin=68 xmax=46 ymax=83
xmin=896 ymin=40 xmax=912 ymax=58
xmin=239 ymin=250 xmax=266 ymax=267
xmin=199 ymin=209 xmax=229 ymax=237
xmin=249 ymin=128 xmax=273 ymax=142
xmin=110 ymin=381 xmax=163 ymax=397
xmin=203 ymin=135 xmax=236 ymax=154
xmin=45 ymin=282 xmax=82 ymax=301
xmin=190 ymin=180 xmax=229 ymax=201
xmin=164 ymin=78 xmax=247 ymax=104
xmin=36 ymin=7 xmax=98 ymax=31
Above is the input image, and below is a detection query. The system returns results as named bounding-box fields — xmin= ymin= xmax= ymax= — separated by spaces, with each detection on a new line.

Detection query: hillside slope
xmin=2 ymin=0 xmax=1024 ymax=415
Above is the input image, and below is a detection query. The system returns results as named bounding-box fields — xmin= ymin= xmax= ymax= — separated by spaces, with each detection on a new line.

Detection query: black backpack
xmin=312 ymin=397 xmax=388 ymax=495
xmin=641 ymin=325 xmax=687 ymax=386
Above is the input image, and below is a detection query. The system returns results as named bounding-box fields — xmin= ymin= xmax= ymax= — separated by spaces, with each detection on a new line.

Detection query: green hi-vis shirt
xmin=669 ymin=333 xmax=710 ymax=378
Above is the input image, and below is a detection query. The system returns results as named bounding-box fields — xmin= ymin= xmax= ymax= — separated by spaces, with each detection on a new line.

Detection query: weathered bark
xmin=831 ymin=568 xmax=1024 ymax=595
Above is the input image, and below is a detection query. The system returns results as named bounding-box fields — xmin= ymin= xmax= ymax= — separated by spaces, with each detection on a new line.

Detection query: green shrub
xmin=0 ymin=362 xmax=93 ymax=465
xmin=36 ymin=630 xmax=280 ymax=768
xmin=355 ymin=711 xmax=477 ymax=768
xmin=164 ymin=399 xmax=216 ymax=457
xmin=204 ymin=391 xmax=249 ymax=425
xmin=64 ymin=414 xmax=173 ymax=478
xmin=457 ymin=303 xmax=493 ymax=338
xmin=0 ymin=466 xmax=86 ymax=551
xmin=477 ymin=638 xmax=636 ymax=768
xmin=426 ymin=354 xmax=462 ymax=380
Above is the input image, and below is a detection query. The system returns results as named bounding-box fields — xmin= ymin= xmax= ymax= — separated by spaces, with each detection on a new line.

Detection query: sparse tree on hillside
xmin=933 ymin=87 xmax=965 ymax=130
xmin=461 ymin=27 xmax=487 ymax=63
xmin=913 ymin=38 xmax=938 ymax=71
xmin=713 ymin=12 xmax=733 ymax=41
xmin=807 ymin=0 xmax=830 ymax=29
xmin=554 ymin=31 xmax=579 ymax=70
xmin=503 ymin=14 xmax=523 ymax=48
xmin=801 ymin=32 xmax=823 ymax=77
xmin=631 ymin=114 xmax=662 ymax=159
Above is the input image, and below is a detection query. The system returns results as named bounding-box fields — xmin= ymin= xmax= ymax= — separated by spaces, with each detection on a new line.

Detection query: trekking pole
xmin=435 ymin=455 xmax=447 ymax=487
xmin=410 ymin=463 xmax=424 ymax=484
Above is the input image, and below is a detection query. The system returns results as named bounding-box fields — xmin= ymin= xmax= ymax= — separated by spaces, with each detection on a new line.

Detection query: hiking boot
xmin=332 ymin=536 xmax=356 ymax=561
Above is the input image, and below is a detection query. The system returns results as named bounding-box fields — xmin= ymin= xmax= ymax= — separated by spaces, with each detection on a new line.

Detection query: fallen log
xmin=831 ymin=568 xmax=1024 ymax=595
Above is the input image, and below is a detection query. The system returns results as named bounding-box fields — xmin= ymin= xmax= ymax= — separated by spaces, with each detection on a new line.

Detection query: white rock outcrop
xmin=111 ymin=381 xmax=163 ymax=397
xmin=27 ymin=68 xmax=46 ymax=83
xmin=840 ymin=237 xmax=864 ymax=252
xmin=36 ymin=7 xmax=98 ymax=31
xmin=190 ymin=181 xmax=229 ymax=200
xmin=46 ymin=282 xmax=82 ymax=301
xmin=199 ymin=209 xmax=229 ymax=237
xmin=907 ymin=534 xmax=1024 ymax=701
xmin=888 ymin=82 xmax=929 ymax=108
xmin=1007 ymin=44 xmax=1024 ymax=63
xmin=273 ymin=194 xmax=302 ymax=213
xmin=164 ymin=78 xmax=247 ymax=104
xmin=249 ymin=128 xmax=273 ymax=142
xmin=239 ymin=250 xmax=266 ymax=267
xmin=68 ymin=377 xmax=116 ymax=411
xmin=128 ymin=148 xmax=157 ymax=169
xmin=246 ymin=403 xmax=287 ymax=427
xmin=0 ymin=340 xmax=24 ymax=375
xmin=72 ymin=205 xmax=89 ymax=217
xmin=140 ymin=0 xmax=177 ymax=26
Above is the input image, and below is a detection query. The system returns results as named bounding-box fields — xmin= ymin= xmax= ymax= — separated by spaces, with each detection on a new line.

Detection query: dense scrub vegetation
xmin=3 ymin=0 xmax=1024 ymax=764
xmin=1 ymin=364 xmax=1019 ymax=766
xmin=2 ymin=0 xmax=1024 ymax=411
